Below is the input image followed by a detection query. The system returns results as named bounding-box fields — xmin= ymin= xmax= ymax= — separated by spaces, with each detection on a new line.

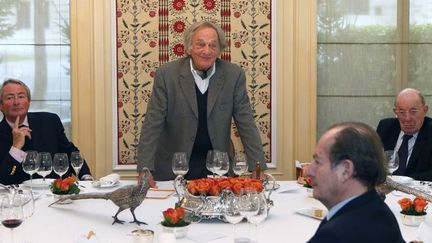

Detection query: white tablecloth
xmin=2 ymin=181 xmax=429 ymax=243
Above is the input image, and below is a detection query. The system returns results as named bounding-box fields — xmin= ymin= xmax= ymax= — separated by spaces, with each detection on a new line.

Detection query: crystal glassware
xmin=37 ymin=152 xmax=52 ymax=182
xmin=172 ymin=152 xmax=189 ymax=176
xmin=385 ymin=150 xmax=399 ymax=176
xmin=233 ymin=152 xmax=248 ymax=177
xmin=0 ymin=193 xmax=24 ymax=243
xmin=53 ymin=153 xmax=69 ymax=179
xmin=70 ymin=151 xmax=84 ymax=178
xmin=22 ymin=150 xmax=40 ymax=190
xmin=214 ymin=151 xmax=229 ymax=177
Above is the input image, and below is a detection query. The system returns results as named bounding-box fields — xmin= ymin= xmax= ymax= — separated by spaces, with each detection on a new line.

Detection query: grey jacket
xmin=137 ymin=57 xmax=265 ymax=180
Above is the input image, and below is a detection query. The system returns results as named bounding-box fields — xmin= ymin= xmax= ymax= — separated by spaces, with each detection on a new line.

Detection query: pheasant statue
xmin=376 ymin=176 xmax=432 ymax=202
xmin=49 ymin=168 xmax=153 ymax=225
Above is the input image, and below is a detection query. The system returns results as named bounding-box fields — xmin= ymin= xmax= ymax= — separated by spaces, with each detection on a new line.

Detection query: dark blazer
xmin=377 ymin=117 xmax=432 ymax=181
xmin=0 ymin=112 xmax=91 ymax=185
xmin=137 ymin=57 xmax=265 ymax=180
xmin=308 ymin=190 xmax=405 ymax=243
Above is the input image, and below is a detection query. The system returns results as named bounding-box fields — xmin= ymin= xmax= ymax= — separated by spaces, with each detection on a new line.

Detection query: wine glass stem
xmin=30 ymin=174 xmax=33 ymax=191
xmin=11 ymin=229 xmax=15 ymax=243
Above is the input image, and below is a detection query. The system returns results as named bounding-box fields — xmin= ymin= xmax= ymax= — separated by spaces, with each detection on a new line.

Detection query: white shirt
xmin=190 ymin=59 xmax=215 ymax=94
xmin=6 ymin=116 xmax=30 ymax=163
xmin=393 ymin=131 xmax=418 ymax=166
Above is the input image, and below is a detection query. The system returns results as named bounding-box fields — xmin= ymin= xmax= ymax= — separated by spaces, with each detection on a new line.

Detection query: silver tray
xmin=173 ymin=175 xmax=276 ymax=221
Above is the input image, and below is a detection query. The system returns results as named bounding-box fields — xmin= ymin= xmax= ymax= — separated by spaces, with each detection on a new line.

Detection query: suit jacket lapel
xmin=178 ymin=59 xmax=198 ymax=118
xmin=207 ymin=59 xmax=225 ymax=117
xmin=0 ymin=118 xmax=12 ymax=145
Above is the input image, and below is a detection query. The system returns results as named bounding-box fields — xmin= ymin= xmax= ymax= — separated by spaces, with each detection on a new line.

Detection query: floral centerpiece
xmin=186 ymin=177 xmax=263 ymax=197
xmin=161 ymin=206 xmax=190 ymax=238
xmin=398 ymin=196 xmax=428 ymax=216
xmin=303 ymin=177 xmax=313 ymax=189
xmin=50 ymin=176 xmax=80 ymax=195
xmin=398 ymin=196 xmax=428 ymax=226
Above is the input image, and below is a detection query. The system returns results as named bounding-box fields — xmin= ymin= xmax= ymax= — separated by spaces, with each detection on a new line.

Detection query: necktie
xmin=196 ymin=70 xmax=207 ymax=79
xmin=394 ymin=134 xmax=413 ymax=175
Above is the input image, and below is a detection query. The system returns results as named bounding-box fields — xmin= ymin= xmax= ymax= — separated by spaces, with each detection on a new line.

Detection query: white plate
xmin=390 ymin=175 xmax=414 ymax=185
xmin=91 ymin=180 xmax=120 ymax=188
xmin=21 ymin=178 xmax=54 ymax=189
xmin=296 ymin=207 xmax=327 ymax=220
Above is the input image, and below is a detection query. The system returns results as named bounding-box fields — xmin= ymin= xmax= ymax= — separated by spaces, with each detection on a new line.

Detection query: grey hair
xmin=184 ymin=21 xmax=226 ymax=55
xmin=394 ymin=88 xmax=426 ymax=107
xmin=0 ymin=78 xmax=31 ymax=104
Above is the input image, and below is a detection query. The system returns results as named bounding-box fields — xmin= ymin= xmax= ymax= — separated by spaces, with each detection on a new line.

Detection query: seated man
xmin=0 ymin=78 xmax=92 ymax=185
xmin=377 ymin=88 xmax=432 ymax=181
xmin=307 ymin=122 xmax=405 ymax=243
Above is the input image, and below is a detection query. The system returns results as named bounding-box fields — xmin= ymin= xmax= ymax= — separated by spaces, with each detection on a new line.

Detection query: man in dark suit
xmin=306 ymin=122 xmax=405 ymax=243
xmin=137 ymin=21 xmax=265 ymax=180
xmin=0 ymin=79 xmax=92 ymax=185
xmin=377 ymin=88 xmax=432 ymax=181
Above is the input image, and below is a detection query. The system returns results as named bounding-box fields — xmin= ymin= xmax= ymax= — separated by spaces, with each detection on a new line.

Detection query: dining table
xmin=1 ymin=179 xmax=430 ymax=243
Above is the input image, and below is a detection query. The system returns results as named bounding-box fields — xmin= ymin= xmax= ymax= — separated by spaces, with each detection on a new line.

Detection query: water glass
xmin=206 ymin=150 xmax=219 ymax=177
xmin=37 ymin=152 xmax=52 ymax=181
xmin=70 ymin=151 xmax=84 ymax=178
xmin=233 ymin=152 xmax=248 ymax=176
xmin=246 ymin=193 xmax=268 ymax=243
xmin=385 ymin=150 xmax=399 ymax=175
xmin=22 ymin=150 xmax=40 ymax=190
xmin=223 ymin=193 xmax=244 ymax=242
xmin=53 ymin=153 xmax=69 ymax=179
xmin=171 ymin=152 xmax=189 ymax=176
xmin=214 ymin=151 xmax=229 ymax=177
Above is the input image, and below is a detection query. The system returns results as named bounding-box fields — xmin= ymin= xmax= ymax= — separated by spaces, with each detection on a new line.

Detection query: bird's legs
xmin=129 ymin=208 xmax=147 ymax=225
xmin=112 ymin=208 xmax=126 ymax=225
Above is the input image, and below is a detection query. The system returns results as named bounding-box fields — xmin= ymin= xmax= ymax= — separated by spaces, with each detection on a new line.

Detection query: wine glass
xmin=223 ymin=193 xmax=244 ymax=242
xmin=0 ymin=193 xmax=24 ymax=243
xmin=233 ymin=152 xmax=248 ymax=177
xmin=246 ymin=193 xmax=268 ymax=243
xmin=37 ymin=152 xmax=52 ymax=182
xmin=17 ymin=190 xmax=34 ymax=220
xmin=70 ymin=151 xmax=84 ymax=178
xmin=384 ymin=150 xmax=399 ymax=176
xmin=206 ymin=150 xmax=219 ymax=177
xmin=171 ymin=152 xmax=189 ymax=176
xmin=22 ymin=150 xmax=40 ymax=190
xmin=215 ymin=151 xmax=229 ymax=177
xmin=238 ymin=189 xmax=260 ymax=243
xmin=53 ymin=153 xmax=69 ymax=179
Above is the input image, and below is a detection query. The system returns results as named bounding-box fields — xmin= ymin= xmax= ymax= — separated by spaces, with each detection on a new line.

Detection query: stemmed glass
xmin=70 ymin=151 xmax=84 ymax=178
xmin=37 ymin=152 xmax=52 ymax=182
xmin=206 ymin=150 xmax=219 ymax=177
xmin=214 ymin=151 xmax=229 ymax=177
xmin=172 ymin=152 xmax=189 ymax=176
xmin=22 ymin=150 xmax=40 ymax=190
xmin=53 ymin=153 xmax=69 ymax=179
xmin=246 ymin=193 xmax=268 ymax=243
xmin=0 ymin=193 xmax=24 ymax=243
xmin=238 ymin=189 xmax=260 ymax=243
xmin=384 ymin=150 xmax=399 ymax=176
xmin=223 ymin=193 xmax=244 ymax=242
xmin=233 ymin=152 xmax=248 ymax=177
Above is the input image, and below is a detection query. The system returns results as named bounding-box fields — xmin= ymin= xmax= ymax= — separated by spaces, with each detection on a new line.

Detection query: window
xmin=317 ymin=0 xmax=432 ymax=138
xmin=0 ymin=0 xmax=71 ymax=137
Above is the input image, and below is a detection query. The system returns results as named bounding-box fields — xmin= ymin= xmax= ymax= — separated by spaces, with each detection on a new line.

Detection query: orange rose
xmin=413 ymin=196 xmax=428 ymax=213
xmin=398 ymin=198 xmax=413 ymax=211
xmin=162 ymin=207 xmax=187 ymax=226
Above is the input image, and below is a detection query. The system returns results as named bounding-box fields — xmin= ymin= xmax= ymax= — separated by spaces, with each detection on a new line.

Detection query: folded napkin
xmin=99 ymin=173 xmax=120 ymax=187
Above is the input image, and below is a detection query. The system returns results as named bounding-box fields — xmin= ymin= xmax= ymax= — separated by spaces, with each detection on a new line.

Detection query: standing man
xmin=377 ymin=88 xmax=432 ymax=181
xmin=0 ymin=79 xmax=92 ymax=185
xmin=137 ymin=21 xmax=265 ymax=180
xmin=306 ymin=122 xmax=405 ymax=243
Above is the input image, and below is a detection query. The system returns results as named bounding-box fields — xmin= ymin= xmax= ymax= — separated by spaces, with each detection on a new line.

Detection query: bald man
xmin=377 ymin=88 xmax=432 ymax=181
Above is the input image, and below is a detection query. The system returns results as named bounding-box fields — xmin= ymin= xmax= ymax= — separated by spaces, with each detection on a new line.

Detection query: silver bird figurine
xmin=377 ymin=176 xmax=432 ymax=202
xmin=49 ymin=168 xmax=153 ymax=225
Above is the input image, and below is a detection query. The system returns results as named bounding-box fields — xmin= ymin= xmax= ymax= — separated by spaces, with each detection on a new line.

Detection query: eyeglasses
xmin=394 ymin=109 xmax=420 ymax=117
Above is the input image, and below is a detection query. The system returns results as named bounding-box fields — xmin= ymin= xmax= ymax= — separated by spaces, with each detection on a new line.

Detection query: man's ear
xmin=336 ymin=159 xmax=355 ymax=182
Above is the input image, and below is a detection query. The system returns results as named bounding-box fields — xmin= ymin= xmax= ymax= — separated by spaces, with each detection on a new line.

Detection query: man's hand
xmin=11 ymin=116 xmax=32 ymax=149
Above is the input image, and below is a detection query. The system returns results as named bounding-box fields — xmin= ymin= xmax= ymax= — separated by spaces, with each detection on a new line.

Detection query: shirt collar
xmin=189 ymin=59 xmax=216 ymax=80
xmin=326 ymin=194 xmax=361 ymax=221
xmin=6 ymin=115 xmax=29 ymax=129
